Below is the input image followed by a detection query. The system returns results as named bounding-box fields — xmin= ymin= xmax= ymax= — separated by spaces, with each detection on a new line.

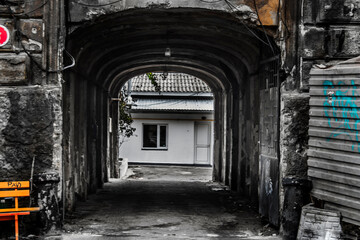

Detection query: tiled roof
xmin=129 ymin=73 xmax=212 ymax=93
xmin=131 ymin=98 xmax=214 ymax=112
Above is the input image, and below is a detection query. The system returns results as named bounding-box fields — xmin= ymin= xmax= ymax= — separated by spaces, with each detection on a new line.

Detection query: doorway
xmin=194 ymin=122 xmax=212 ymax=165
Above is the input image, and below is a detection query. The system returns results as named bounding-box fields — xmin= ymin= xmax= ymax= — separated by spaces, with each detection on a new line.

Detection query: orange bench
xmin=0 ymin=181 xmax=40 ymax=240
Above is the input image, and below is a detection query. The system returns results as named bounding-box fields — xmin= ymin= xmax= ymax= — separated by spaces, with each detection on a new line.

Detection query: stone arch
xmin=63 ymin=7 xmax=279 ymax=216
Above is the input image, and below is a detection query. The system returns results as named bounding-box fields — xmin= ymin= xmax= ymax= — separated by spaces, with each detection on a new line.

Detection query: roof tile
xmin=128 ymin=73 xmax=212 ymax=93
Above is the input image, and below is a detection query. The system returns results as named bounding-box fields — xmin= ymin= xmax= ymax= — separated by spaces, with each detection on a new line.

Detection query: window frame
xmin=142 ymin=123 xmax=168 ymax=150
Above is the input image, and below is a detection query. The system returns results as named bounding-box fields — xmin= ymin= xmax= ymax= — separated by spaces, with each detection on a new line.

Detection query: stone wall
xmin=301 ymin=0 xmax=360 ymax=86
xmin=0 ymin=85 xmax=63 ymax=233
xmin=0 ymin=0 xmax=358 ymax=235
xmin=0 ymin=0 xmax=64 ymax=233
xmin=0 ymin=87 xmax=61 ymax=179
xmin=68 ymin=0 xmax=279 ymax=26
xmin=278 ymin=0 xmax=360 ymax=236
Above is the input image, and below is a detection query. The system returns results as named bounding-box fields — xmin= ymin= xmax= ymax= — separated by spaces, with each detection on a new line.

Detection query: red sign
xmin=0 ymin=25 xmax=10 ymax=47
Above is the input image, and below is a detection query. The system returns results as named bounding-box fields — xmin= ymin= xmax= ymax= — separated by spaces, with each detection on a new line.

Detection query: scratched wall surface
xmin=308 ymin=56 xmax=360 ymax=226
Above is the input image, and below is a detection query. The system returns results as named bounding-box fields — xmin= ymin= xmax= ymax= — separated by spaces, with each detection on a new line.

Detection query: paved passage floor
xmin=61 ymin=165 xmax=280 ymax=239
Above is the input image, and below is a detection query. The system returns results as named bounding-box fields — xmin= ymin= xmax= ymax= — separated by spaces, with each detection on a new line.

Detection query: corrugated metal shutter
xmin=308 ymin=56 xmax=360 ymax=226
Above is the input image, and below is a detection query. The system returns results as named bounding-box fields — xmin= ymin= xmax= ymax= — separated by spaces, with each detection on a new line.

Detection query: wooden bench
xmin=0 ymin=181 xmax=40 ymax=240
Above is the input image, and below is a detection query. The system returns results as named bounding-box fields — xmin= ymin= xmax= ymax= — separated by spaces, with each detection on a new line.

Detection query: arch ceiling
xmin=67 ymin=8 xmax=276 ymax=96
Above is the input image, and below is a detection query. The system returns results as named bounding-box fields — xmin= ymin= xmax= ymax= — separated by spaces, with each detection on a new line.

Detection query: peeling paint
xmin=256 ymin=0 xmax=279 ymax=25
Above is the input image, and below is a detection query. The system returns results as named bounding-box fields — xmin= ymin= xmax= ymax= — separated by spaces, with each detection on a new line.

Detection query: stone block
xmin=30 ymin=53 xmax=46 ymax=85
xmin=319 ymin=0 xmax=360 ymax=23
xmin=0 ymin=86 xmax=63 ymax=231
xmin=0 ymin=1 xmax=23 ymax=15
xmin=0 ymin=19 xmax=14 ymax=49
xmin=303 ymin=0 xmax=318 ymax=24
xmin=329 ymin=26 xmax=360 ymax=58
xmin=24 ymin=0 xmax=45 ymax=17
xmin=0 ymin=87 xmax=62 ymax=180
xmin=19 ymin=19 xmax=43 ymax=52
xmin=301 ymin=61 xmax=313 ymax=91
xmin=34 ymin=173 xmax=62 ymax=231
xmin=0 ymin=53 xmax=28 ymax=85
xmin=301 ymin=25 xmax=359 ymax=59
xmin=280 ymin=93 xmax=310 ymax=177
xmin=0 ymin=0 xmax=44 ymax=16
xmin=301 ymin=27 xmax=326 ymax=58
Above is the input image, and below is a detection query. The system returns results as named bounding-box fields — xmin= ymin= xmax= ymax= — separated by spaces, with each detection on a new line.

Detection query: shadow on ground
xmin=59 ymin=165 xmax=280 ymax=239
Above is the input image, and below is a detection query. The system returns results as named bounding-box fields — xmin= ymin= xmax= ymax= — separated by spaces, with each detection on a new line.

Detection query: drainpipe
xmin=127 ymin=79 xmax=132 ymax=97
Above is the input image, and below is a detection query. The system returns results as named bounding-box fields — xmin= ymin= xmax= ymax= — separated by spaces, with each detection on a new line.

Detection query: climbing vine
xmin=118 ymin=93 xmax=136 ymax=148
xmin=119 ymin=73 xmax=161 ymax=148
xmin=146 ymin=72 xmax=161 ymax=92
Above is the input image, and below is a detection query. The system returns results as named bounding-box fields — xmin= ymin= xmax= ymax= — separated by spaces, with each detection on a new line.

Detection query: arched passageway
xmin=63 ymin=8 xmax=279 ymax=225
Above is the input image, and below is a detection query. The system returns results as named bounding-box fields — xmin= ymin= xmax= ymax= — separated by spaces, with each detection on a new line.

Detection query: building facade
xmin=120 ymin=73 xmax=214 ymax=166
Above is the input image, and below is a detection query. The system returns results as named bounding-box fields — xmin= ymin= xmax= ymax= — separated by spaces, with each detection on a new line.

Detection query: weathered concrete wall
xmin=301 ymin=0 xmax=360 ymax=89
xmin=238 ymin=74 xmax=259 ymax=202
xmin=0 ymin=86 xmax=63 ymax=232
xmin=2 ymin=0 xmax=358 ymax=235
xmin=62 ymin=72 xmax=111 ymax=213
xmin=278 ymin=0 xmax=312 ymax=236
xmin=279 ymin=93 xmax=310 ymax=238
xmin=68 ymin=0 xmax=279 ymax=26
xmin=0 ymin=87 xmax=61 ymax=179
xmin=0 ymin=0 xmax=64 ymax=233
xmin=278 ymin=0 xmax=360 ymax=236
xmin=280 ymin=93 xmax=309 ymax=179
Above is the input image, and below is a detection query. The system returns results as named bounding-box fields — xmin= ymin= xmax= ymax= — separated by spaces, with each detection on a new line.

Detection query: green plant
xmin=119 ymin=73 xmax=160 ymax=147
xmin=146 ymin=72 xmax=161 ymax=92
xmin=118 ymin=94 xmax=136 ymax=148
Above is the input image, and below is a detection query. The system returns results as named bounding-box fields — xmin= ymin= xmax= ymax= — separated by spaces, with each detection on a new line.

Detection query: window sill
xmin=141 ymin=148 xmax=168 ymax=151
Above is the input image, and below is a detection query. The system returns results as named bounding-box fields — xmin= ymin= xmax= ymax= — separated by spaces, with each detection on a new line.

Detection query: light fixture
xmin=165 ymin=47 xmax=171 ymax=57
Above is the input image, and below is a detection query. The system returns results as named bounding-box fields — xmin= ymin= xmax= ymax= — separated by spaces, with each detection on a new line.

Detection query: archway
xmin=63 ymin=7 xmax=279 ymax=225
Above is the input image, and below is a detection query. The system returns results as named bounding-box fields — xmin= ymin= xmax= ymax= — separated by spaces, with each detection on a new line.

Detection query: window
xmin=143 ymin=124 xmax=168 ymax=149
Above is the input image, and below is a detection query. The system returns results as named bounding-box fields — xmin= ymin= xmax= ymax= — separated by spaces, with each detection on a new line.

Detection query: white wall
xmin=119 ymin=113 xmax=214 ymax=165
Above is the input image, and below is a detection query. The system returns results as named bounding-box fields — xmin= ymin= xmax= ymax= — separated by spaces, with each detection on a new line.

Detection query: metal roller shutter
xmin=308 ymin=56 xmax=360 ymax=225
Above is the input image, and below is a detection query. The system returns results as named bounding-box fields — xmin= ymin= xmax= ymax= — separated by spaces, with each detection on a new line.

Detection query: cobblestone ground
xmin=59 ymin=165 xmax=280 ymax=240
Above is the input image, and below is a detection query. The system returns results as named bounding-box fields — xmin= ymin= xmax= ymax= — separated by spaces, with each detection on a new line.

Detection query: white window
xmin=142 ymin=124 xmax=168 ymax=149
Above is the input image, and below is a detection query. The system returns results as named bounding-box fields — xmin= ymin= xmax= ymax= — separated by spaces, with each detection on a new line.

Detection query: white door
xmin=194 ymin=122 xmax=211 ymax=165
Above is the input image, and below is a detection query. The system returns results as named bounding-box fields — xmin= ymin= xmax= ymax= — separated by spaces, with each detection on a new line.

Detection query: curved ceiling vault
xmin=66 ymin=8 xmax=276 ymax=96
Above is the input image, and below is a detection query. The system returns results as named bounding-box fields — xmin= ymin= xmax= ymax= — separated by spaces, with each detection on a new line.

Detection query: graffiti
xmin=265 ymin=177 xmax=273 ymax=196
xmin=323 ymin=80 xmax=360 ymax=152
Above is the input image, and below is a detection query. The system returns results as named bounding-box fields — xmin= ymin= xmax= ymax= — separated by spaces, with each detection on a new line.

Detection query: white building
xmin=119 ymin=73 xmax=214 ymax=166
